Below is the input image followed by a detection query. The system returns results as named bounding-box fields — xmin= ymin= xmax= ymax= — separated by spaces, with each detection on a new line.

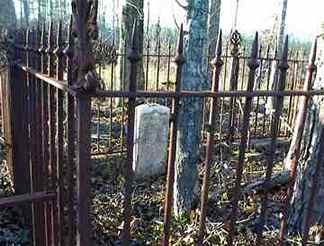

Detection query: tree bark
xmin=0 ymin=0 xmax=17 ymax=28
xmin=287 ymin=35 xmax=324 ymax=234
xmin=208 ymin=0 xmax=221 ymax=56
xmin=22 ymin=0 xmax=30 ymax=26
xmin=174 ymin=0 xmax=209 ymax=216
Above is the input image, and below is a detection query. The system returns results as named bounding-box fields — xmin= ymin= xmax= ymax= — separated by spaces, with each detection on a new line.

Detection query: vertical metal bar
xmin=34 ymin=27 xmax=47 ymax=246
xmin=227 ymin=33 xmax=259 ymax=245
xmin=162 ymin=25 xmax=185 ymax=246
xmin=109 ymin=63 xmax=113 ymax=148
xmin=285 ymin=54 xmax=297 ymax=136
xmin=39 ymin=22 xmax=52 ymax=246
xmin=166 ymin=40 xmax=172 ymax=91
xmin=9 ymin=29 xmax=31 ymax=213
xmin=54 ymin=20 xmax=64 ymax=246
xmin=219 ymin=41 xmax=229 ymax=156
xmin=145 ymin=33 xmax=150 ymax=90
xmin=255 ymin=36 xmax=289 ymax=245
xmin=288 ymin=52 xmax=300 ymax=128
xmin=197 ymin=30 xmax=223 ymax=246
xmin=96 ymin=101 xmax=100 ymax=151
xmin=63 ymin=16 xmax=76 ymax=246
xmin=254 ymin=45 xmax=263 ymax=136
xmin=228 ymin=31 xmax=241 ymax=142
xmin=46 ymin=21 xmax=58 ymax=246
xmin=26 ymin=29 xmax=39 ymax=246
xmin=76 ymin=96 xmax=91 ymax=246
xmin=262 ymin=45 xmax=271 ymax=135
xmin=121 ymin=23 xmax=139 ymax=245
xmin=156 ymin=38 xmax=161 ymax=91
xmin=238 ymin=45 xmax=247 ymax=125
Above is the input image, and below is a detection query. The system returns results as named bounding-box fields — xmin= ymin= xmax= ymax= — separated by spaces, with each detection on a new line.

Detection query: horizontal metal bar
xmin=89 ymin=89 xmax=324 ymax=99
xmin=90 ymin=150 xmax=126 ymax=156
xmin=16 ymin=63 xmax=69 ymax=92
xmin=0 ymin=191 xmax=56 ymax=208
xmin=115 ymin=53 xmax=307 ymax=64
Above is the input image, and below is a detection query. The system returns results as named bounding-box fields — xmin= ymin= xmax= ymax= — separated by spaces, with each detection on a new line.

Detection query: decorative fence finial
xmin=71 ymin=0 xmax=100 ymax=92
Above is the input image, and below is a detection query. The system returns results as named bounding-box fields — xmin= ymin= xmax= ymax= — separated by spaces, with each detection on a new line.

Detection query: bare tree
xmin=174 ymin=0 xmax=209 ymax=216
xmin=0 ymin=0 xmax=17 ymax=28
xmin=208 ymin=0 xmax=221 ymax=56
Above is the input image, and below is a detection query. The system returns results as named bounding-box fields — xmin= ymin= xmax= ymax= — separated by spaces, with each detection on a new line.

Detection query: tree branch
xmin=174 ymin=0 xmax=188 ymax=10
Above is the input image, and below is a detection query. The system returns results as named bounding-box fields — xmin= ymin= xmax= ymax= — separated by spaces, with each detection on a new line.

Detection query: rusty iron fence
xmin=0 ymin=5 xmax=322 ymax=246
xmin=90 ymin=32 xmax=308 ymax=157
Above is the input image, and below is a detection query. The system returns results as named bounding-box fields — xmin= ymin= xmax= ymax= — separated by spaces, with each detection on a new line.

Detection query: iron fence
xmin=0 ymin=7 xmax=321 ymax=246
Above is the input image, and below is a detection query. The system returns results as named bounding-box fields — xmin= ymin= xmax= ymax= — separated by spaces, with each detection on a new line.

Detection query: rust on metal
xmin=227 ymin=32 xmax=259 ymax=245
xmin=162 ymin=24 xmax=185 ymax=246
xmin=64 ymin=16 xmax=76 ymax=246
xmin=197 ymin=30 xmax=223 ymax=246
xmin=121 ymin=22 xmax=140 ymax=245
xmin=256 ymin=36 xmax=289 ymax=245
xmin=279 ymin=39 xmax=317 ymax=244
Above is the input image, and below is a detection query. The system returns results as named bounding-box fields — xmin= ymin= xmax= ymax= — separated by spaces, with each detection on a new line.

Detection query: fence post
xmin=71 ymin=1 xmax=99 ymax=245
xmin=197 ymin=30 xmax=223 ymax=246
xmin=9 ymin=30 xmax=30 ymax=195
xmin=162 ymin=24 xmax=185 ymax=246
xmin=0 ymin=67 xmax=13 ymax=179
xmin=121 ymin=22 xmax=139 ymax=245
xmin=228 ymin=30 xmax=241 ymax=142
xmin=227 ymin=32 xmax=259 ymax=245
xmin=256 ymin=36 xmax=289 ymax=245
xmin=64 ymin=16 xmax=76 ymax=246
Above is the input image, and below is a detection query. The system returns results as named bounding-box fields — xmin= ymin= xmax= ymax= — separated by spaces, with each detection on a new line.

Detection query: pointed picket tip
xmin=279 ymin=35 xmax=289 ymax=71
xmin=128 ymin=20 xmax=140 ymax=63
xmin=309 ymin=38 xmax=318 ymax=65
xmin=247 ymin=32 xmax=259 ymax=70
xmin=251 ymin=32 xmax=259 ymax=58
xmin=282 ymin=35 xmax=289 ymax=62
xmin=177 ymin=24 xmax=184 ymax=55
xmin=274 ymin=41 xmax=278 ymax=58
xmin=174 ymin=24 xmax=185 ymax=66
xmin=211 ymin=29 xmax=223 ymax=67
xmin=216 ymin=29 xmax=222 ymax=58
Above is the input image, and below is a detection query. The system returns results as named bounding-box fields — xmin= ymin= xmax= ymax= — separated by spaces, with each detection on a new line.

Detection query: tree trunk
xmin=266 ymin=0 xmax=288 ymax=114
xmin=287 ymin=35 xmax=324 ymax=235
xmin=208 ymin=0 xmax=221 ymax=56
xmin=118 ymin=0 xmax=144 ymax=92
xmin=0 ymin=0 xmax=17 ymax=28
xmin=174 ymin=0 xmax=209 ymax=216
xmin=22 ymin=0 xmax=30 ymax=26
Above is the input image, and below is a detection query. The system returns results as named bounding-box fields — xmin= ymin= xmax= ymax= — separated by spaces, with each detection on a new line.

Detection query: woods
xmin=0 ymin=0 xmax=324 ymax=245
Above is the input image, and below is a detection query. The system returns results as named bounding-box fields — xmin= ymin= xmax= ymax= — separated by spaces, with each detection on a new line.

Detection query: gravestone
xmin=133 ymin=104 xmax=170 ymax=179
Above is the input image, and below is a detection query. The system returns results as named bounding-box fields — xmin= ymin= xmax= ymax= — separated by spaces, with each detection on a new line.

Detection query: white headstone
xmin=133 ymin=104 xmax=170 ymax=178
